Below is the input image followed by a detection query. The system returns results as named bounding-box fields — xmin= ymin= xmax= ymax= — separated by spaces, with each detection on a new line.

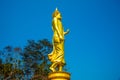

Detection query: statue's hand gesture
xmin=64 ymin=29 xmax=70 ymax=35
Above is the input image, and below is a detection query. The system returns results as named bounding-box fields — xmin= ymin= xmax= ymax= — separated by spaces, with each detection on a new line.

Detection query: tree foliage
xmin=0 ymin=46 xmax=24 ymax=79
xmin=23 ymin=39 xmax=52 ymax=79
xmin=0 ymin=39 xmax=52 ymax=80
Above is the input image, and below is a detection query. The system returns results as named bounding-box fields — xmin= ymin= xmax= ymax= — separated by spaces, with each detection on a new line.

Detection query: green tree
xmin=23 ymin=39 xmax=52 ymax=80
xmin=0 ymin=39 xmax=52 ymax=80
xmin=0 ymin=46 xmax=24 ymax=80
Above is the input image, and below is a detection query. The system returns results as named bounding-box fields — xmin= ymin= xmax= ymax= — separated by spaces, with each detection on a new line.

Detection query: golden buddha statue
xmin=48 ymin=8 xmax=69 ymax=72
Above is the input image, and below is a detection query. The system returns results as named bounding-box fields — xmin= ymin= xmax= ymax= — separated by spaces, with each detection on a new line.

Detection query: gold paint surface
xmin=48 ymin=72 xmax=70 ymax=80
xmin=48 ymin=8 xmax=69 ymax=72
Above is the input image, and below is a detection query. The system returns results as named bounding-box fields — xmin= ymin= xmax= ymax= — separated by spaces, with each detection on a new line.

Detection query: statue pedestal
xmin=48 ymin=72 xmax=70 ymax=80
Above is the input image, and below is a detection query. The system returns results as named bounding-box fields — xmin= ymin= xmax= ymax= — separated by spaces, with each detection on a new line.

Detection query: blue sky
xmin=0 ymin=0 xmax=120 ymax=80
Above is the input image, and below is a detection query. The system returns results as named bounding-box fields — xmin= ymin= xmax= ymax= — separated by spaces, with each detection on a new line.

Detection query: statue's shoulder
xmin=52 ymin=18 xmax=58 ymax=24
xmin=53 ymin=17 xmax=57 ymax=21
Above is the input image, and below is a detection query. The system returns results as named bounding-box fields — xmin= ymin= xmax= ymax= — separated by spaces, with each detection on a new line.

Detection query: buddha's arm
xmin=53 ymin=18 xmax=62 ymax=38
xmin=64 ymin=29 xmax=70 ymax=35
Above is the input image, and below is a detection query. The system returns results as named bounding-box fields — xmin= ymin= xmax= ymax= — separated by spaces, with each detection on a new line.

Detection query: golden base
xmin=48 ymin=72 xmax=70 ymax=80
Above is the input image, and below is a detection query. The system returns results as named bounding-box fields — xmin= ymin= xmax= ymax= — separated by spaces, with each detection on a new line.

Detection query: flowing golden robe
xmin=48 ymin=17 xmax=65 ymax=64
xmin=48 ymin=8 xmax=69 ymax=72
